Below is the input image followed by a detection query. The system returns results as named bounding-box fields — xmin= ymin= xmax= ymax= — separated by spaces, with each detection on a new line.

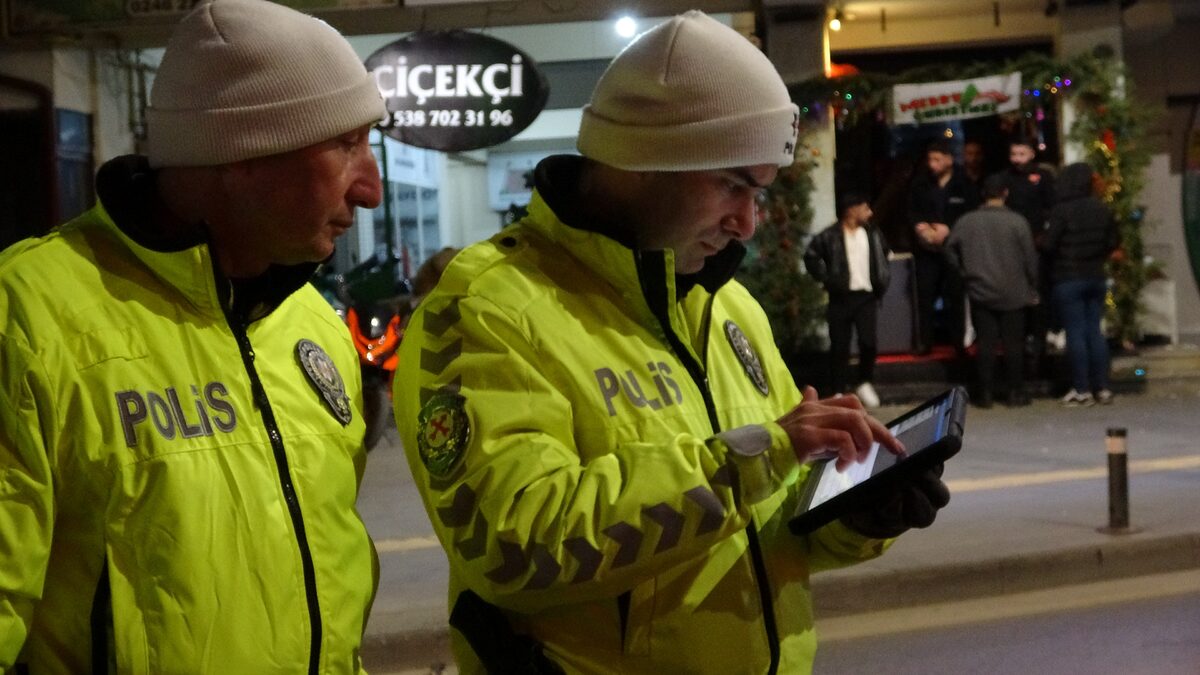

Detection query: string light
xmin=829 ymin=8 xmax=844 ymax=31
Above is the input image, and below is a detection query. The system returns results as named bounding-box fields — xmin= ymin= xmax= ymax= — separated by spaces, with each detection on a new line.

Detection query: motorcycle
xmin=313 ymin=252 xmax=413 ymax=452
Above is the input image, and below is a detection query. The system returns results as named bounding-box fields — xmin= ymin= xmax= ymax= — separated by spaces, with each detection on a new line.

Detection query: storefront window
xmin=368 ymin=131 xmax=442 ymax=275
xmin=372 ymin=181 xmax=439 ymax=269
xmin=56 ymin=108 xmax=93 ymax=224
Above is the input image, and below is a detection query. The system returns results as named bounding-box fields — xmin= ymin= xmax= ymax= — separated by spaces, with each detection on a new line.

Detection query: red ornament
xmin=828 ymin=63 xmax=860 ymax=78
xmin=1102 ymin=129 xmax=1116 ymax=152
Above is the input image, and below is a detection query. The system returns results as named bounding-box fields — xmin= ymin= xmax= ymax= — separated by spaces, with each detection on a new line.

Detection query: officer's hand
xmin=776 ymin=386 xmax=904 ymax=472
xmin=840 ymin=463 xmax=951 ymax=539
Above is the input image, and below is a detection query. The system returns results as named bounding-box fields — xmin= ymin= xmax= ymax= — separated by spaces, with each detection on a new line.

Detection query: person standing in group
xmin=804 ymin=191 xmax=891 ymax=408
xmin=0 ymin=1 xmax=384 ymax=671
xmin=945 ymin=174 xmax=1039 ymax=408
xmin=394 ymin=12 xmax=949 ymax=674
xmin=962 ymin=138 xmax=987 ymax=188
xmin=1043 ymin=162 xmax=1120 ymax=406
xmin=907 ymin=139 xmax=980 ymax=356
xmin=994 ymin=136 xmax=1057 ymax=374
xmin=995 ymin=137 xmax=1056 ymax=238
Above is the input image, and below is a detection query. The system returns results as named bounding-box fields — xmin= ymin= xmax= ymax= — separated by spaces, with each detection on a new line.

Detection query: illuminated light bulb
xmin=829 ymin=8 xmax=845 ymax=31
xmin=615 ymin=16 xmax=637 ymax=38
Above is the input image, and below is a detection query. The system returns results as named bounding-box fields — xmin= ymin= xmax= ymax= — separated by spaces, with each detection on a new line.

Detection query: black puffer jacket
xmin=995 ymin=163 xmax=1056 ymax=233
xmin=1042 ymin=162 xmax=1119 ymax=283
xmin=803 ymin=222 xmax=891 ymax=299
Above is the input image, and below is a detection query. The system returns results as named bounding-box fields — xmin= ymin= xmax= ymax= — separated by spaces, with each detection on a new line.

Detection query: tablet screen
xmin=807 ymin=393 xmax=954 ymax=509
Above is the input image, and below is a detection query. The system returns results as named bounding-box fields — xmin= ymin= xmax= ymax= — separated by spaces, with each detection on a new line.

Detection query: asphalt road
xmin=815 ymin=569 xmax=1200 ymax=674
xmin=357 ymin=380 xmax=1200 ymax=673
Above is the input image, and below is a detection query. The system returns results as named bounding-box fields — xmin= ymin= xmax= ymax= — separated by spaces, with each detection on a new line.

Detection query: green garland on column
xmin=743 ymin=50 xmax=1153 ymax=350
xmin=736 ymin=130 xmax=827 ymax=356
xmin=1054 ymin=48 xmax=1156 ymax=347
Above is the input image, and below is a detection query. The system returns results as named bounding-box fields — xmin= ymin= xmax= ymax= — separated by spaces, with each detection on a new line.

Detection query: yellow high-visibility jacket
xmin=395 ymin=174 xmax=888 ymax=674
xmin=0 ymin=158 xmax=377 ymax=673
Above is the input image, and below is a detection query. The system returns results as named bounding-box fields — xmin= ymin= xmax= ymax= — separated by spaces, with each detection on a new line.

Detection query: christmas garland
xmin=738 ymin=131 xmax=827 ymax=354
xmin=739 ymin=48 xmax=1154 ymax=354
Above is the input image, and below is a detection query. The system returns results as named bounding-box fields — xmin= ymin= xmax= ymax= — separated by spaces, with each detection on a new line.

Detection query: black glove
xmin=840 ymin=463 xmax=951 ymax=539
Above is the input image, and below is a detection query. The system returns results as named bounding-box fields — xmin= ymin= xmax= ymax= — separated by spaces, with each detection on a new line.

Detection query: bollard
xmin=1099 ymin=427 xmax=1140 ymax=535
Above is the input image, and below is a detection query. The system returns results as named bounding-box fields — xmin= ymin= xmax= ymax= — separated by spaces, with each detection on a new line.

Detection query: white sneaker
xmin=1096 ymin=389 xmax=1115 ymax=405
xmin=1060 ymin=389 xmax=1094 ymax=407
xmin=855 ymin=382 xmax=881 ymax=408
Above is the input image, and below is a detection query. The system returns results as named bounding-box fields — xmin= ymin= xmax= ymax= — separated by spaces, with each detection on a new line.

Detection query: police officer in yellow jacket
xmin=0 ymin=1 xmax=385 ymax=671
xmin=395 ymin=11 xmax=950 ymax=674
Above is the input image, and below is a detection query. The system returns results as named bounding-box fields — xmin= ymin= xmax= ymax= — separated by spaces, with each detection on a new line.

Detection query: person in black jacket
xmin=805 ymin=191 xmax=891 ymax=407
xmin=1043 ymin=162 xmax=1119 ymax=405
xmin=995 ymin=137 xmax=1056 ymax=237
xmin=907 ymin=139 xmax=979 ymax=355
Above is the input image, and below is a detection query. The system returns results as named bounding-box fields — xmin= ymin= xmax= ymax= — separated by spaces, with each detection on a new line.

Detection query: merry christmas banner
xmin=892 ymin=73 xmax=1022 ymax=126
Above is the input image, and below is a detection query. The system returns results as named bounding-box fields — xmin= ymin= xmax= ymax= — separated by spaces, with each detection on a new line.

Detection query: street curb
xmin=360 ymin=532 xmax=1200 ymax=669
xmin=811 ymin=531 xmax=1200 ymax=617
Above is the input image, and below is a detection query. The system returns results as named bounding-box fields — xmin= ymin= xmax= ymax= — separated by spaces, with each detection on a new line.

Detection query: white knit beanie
xmin=577 ymin=11 xmax=799 ymax=172
xmin=147 ymin=0 xmax=385 ymax=168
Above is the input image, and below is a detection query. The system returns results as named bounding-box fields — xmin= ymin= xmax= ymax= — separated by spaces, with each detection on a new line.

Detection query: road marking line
xmin=376 ymin=535 xmax=441 ymax=554
xmin=947 ymin=454 xmax=1200 ymax=493
xmin=817 ymin=568 xmax=1200 ymax=642
xmin=374 ymin=456 xmax=1200 ymax=553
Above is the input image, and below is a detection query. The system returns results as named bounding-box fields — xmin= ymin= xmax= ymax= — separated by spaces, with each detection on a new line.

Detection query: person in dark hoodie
xmin=1043 ymin=162 xmax=1120 ymax=406
xmin=804 ymin=191 xmax=892 ymax=406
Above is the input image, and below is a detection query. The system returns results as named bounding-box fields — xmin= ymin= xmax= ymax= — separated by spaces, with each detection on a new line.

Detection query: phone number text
xmin=384 ymin=109 xmax=515 ymax=128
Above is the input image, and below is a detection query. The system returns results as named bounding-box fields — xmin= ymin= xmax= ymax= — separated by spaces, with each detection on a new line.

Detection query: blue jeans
xmin=1053 ymin=278 xmax=1110 ymax=392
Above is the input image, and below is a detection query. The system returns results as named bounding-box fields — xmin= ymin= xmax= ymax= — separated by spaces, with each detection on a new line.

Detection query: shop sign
xmin=365 ymin=31 xmax=549 ymax=152
xmin=891 ymin=73 xmax=1021 ymax=125
xmin=7 ymin=0 xmax=394 ymax=33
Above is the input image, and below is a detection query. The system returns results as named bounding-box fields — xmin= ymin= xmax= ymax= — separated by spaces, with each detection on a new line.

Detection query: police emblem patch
xmin=724 ymin=320 xmax=769 ymax=396
xmin=418 ymin=391 xmax=470 ymax=479
xmin=296 ymin=339 xmax=352 ymax=425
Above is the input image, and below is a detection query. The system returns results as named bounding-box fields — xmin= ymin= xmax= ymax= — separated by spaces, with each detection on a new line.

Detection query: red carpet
xmin=877 ymin=345 xmax=969 ymax=364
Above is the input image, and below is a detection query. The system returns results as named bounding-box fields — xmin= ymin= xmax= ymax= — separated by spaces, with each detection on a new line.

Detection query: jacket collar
xmin=529 ymin=154 xmax=744 ymax=301
xmin=89 ymin=155 xmax=318 ymax=324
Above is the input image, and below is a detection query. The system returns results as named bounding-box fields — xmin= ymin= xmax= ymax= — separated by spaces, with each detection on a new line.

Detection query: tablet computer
xmin=787 ymin=386 xmax=968 ymax=536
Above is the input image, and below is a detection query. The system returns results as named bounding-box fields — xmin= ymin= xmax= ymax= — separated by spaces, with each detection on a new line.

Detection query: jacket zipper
xmin=230 ymin=321 xmax=322 ymax=675
xmin=635 ymin=252 xmax=781 ymax=675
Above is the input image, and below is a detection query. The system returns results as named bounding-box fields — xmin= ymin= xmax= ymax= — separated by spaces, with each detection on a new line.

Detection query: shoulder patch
xmin=724 ymin=320 xmax=769 ymax=396
xmin=296 ymin=339 xmax=352 ymax=425
xmin=418 ymin=391 xmax=470 ymax=479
